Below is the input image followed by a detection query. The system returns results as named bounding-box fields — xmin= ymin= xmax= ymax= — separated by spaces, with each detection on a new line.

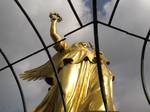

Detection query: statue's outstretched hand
xmin=49 ymin=12 xmax=62 ymax=22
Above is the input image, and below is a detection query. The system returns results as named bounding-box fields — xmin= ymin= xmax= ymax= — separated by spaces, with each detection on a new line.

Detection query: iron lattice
xmin=0 ymin=0 xmax=150 ymax=112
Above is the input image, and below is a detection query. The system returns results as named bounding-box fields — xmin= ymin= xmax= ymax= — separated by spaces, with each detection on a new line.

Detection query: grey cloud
xmin=112 ymin=0 xmax=150 ymax=36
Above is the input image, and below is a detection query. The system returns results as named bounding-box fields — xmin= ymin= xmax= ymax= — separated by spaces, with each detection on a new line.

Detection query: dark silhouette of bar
xmin=67 ymin=0 xmax=83 ymax=27
xmin=0 ymin=49 xmax=27 ymax=112
xmin=93 ymin=0 xmax=108 ymax=111
xmin=14 ymin=0 xmax=67 ymax=112
xmin=141 ymin=29 xmax=150 ymax=105
xmin=108 ymin=0 xmax=120 ymax=25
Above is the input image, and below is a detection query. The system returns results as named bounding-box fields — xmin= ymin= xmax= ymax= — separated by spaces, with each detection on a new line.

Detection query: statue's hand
xmin=49 ymin=12 xmax=62 ymax=22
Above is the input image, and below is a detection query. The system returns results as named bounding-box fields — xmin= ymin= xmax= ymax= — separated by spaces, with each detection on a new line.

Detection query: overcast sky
xmin=0 ymin=0 xmax=150 ymax=112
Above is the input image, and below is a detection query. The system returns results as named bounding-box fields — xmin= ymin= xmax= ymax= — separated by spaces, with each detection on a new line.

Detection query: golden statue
xmin=20 ymin=13 xmax=116 ymax=112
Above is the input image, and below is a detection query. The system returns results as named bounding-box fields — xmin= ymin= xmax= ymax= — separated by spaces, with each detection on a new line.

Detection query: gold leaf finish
xmin=20 ymin=13 xmax=116 ymax=112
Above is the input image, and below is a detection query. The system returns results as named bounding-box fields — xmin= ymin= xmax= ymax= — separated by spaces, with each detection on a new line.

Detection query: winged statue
xmin=20 ymin=13 xmax=116 ymax=112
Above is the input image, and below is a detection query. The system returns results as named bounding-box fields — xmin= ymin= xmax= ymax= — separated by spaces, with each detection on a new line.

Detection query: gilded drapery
xmin=21 ymin=41 xmax=115 ymax=112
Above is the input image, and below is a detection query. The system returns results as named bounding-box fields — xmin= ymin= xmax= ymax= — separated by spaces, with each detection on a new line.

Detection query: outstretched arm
xmin=49 ymin=13 xmax=70 ymax=52
xmin=49 ymin=13 xmax=63 ymax=42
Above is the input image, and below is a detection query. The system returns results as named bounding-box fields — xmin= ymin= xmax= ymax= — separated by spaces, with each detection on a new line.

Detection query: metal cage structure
xmin=0 ymin=0 xmax=150 ymax=112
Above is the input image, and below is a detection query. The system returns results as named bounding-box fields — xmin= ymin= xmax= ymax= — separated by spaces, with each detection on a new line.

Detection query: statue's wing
xmin=20 ymin=61 xmax=54 ymax=81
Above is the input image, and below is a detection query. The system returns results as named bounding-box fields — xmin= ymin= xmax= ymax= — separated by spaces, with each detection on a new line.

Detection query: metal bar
xmin=93 ymin=0 xmax=108 ymax=111
xmin=108 ymin=0 xmax=120 ymax=25
xmin=0 ymin=65 xmax=9 ymax=71
xmin=98 ymin=21 xmax=148 ymax=41
xmin=67 ymin=0 xmax=83 ymax=26
xmin=64 ymin=21 xmax=93 ymax=37
xmin=0 ymin=1 xmax=149 ymax=110
xmin=14 ymin=0 xmax=67 ymax=111
xmin=1 ymin=18 xmax=148 ymax=72
xmin=0 ymin=39 xmax=66 ymax=72
xmin=140 ymin=29 xmax=150 ymax=105
xmin=0 ymin=49 xmax=27 ymax=112
xmin=65 ymin=20 xmax=148 ymax=41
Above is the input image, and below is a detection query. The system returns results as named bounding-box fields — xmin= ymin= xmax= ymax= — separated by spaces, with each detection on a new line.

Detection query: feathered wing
xmin=20 ymin=61 xmax=54 ymax=81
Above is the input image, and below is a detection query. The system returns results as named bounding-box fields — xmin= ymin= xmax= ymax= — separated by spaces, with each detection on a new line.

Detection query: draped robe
xmin=20 ymin=41 xmax=116 ymax=112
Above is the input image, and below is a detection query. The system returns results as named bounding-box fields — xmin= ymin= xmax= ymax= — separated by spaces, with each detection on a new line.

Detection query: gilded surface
xmin=20 ymin=13 xmax=116 ymax=112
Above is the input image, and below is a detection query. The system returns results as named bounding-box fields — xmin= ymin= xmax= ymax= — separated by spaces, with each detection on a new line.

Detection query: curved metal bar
xmin=0 ymin=39 xmax=66 ymax=72
xmin=0 ymin=49 xmax=27 ymax=112
xmin=108 ymin=0 xmax=120 ymax=25
xmin=98 ymin=21 xmax=147 ymax=41
xmin=64 ymin=21 xmax=93 ymax=37
xmin=93 ymin=0 xmax=108 ymax=111
xmin=14 ymin=0 xmax=67 ymax=111
xmin=141 ymin=30 xmax=150 ymax=105
xmin=67 ymin=0 xmax=83 ymax=27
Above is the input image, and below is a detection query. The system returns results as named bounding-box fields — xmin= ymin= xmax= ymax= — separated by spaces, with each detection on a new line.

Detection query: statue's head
xmin=72 ymin=42 xmax=94 ymax=50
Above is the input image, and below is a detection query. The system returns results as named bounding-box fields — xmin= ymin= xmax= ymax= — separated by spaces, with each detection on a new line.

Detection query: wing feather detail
xmin=20 ymin=61 xmax=54 ymax=81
